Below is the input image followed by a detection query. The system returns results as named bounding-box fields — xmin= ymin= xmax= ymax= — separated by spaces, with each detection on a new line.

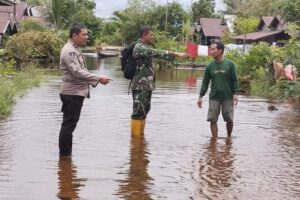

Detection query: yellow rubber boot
xmin=131 ymin=119 xmax=143 ymax=136
xmin=141 ymin=119 xmax=146 ymax=135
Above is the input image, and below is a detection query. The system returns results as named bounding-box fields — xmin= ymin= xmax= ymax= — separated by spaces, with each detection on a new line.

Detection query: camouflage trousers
xmin=131 ymin=90 xmax=152 ymax=120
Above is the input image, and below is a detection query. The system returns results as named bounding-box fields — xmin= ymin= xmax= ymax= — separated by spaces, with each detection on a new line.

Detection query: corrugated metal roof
xmin=0 ymin=3 xmax=27 ymax=22
xmin=262 ymin=16 xmax=274 ymax=27
xmin=233 ymin=30 xmax=283 ymax=40
xmin=0 ymin=2 xmax=27 ymax=34
xmin=0 ymin=21 xmax=9 ymax=34
xmin=200 ymin=18 xmax=228 ymax=37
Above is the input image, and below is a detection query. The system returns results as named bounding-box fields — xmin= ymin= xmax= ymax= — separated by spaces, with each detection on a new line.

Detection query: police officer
xmin=131 ymin=26 xmax=189 ymax=136
xmin=59 ymin=22 xmax=111 ymax=156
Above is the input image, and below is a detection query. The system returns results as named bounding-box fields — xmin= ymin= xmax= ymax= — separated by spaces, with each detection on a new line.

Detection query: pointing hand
xmin=99 ymin=76 xmax=112 ymax=85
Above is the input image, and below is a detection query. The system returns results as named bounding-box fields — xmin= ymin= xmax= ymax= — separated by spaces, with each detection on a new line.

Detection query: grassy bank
xmin=0 ymin=67 xmax=53 ymax=119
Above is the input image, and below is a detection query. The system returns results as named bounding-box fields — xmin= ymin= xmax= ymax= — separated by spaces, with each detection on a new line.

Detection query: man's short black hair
xmin=139 ymin=26 xmax=153 ymax=38
xmin=69 ymin=22 xmax=86 ymax=38
xmin=211 ymin=41 xmax=225 ymax=54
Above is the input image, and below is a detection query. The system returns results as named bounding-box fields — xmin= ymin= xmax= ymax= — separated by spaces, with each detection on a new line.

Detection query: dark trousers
xmin=59 ymin=94 xmax=84 ymax=156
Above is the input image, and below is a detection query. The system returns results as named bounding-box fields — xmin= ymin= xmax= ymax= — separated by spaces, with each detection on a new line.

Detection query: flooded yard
xmin=0 ymin=56 xmax=299 ymax=199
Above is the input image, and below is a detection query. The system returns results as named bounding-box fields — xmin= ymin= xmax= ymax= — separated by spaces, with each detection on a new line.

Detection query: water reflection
xmin=0 ymin=128 xmax=11 ymax=183
xmin=117 ymin=136 xmax=153 ymax=200
xmin=0 ymin=56 xmax=300 ymax=199
xmin=272 ymin=111 xmax=300 ymax=194
xmin=57 ymin=157 xmax=85 ymax=200
xmin=276 ymin=111 xmax=300 ymax=136
xmin=96 ymin=58 xmax=103 ymax=70
xmin=185 ymin=74 xmax=197 ymax=91
xmin=156 ymin=68 xmax=203 ymax=83
xmin=196 ymin=138 xmax=235 ymax=199
xmin=84 ymin=53 xmax=98 ymax=70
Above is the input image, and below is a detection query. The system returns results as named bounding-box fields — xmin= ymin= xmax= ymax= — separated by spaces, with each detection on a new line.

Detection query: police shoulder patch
xmin=69 ymin=52 xmax=76 ymax=57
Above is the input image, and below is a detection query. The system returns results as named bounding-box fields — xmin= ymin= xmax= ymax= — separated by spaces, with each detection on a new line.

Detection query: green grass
xmin=0 ymin=67 xmax=51 ymax=119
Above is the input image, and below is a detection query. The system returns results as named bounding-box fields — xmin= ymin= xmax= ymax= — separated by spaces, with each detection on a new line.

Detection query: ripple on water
xmin=0 ymin=58 xmax=299 ymax=199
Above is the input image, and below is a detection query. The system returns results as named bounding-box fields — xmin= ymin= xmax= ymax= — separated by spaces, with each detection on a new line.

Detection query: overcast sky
xmin=95 ymin=0 xmax=225 ymax=18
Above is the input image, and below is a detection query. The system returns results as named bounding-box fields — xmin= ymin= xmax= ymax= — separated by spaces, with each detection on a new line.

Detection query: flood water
xmin=0 ymin=55 xmax=299 ymax=200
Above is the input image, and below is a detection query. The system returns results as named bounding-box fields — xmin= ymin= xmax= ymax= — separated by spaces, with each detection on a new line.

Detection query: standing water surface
xmin=0 ymin=55 xmax=299 ymax=200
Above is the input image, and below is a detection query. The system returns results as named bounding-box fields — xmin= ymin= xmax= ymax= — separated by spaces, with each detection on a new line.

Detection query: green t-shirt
xmin=200 ymin=58 xmax=239 ymax=100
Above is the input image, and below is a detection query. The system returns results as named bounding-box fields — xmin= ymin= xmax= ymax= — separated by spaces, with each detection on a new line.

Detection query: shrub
xmin=5 ymin=31 xmax=64 ymax=66
xmin=19 ymin=19 xmax=46 ymax=32
xmin=0 ymin=65 xmax=47 ymax=119
xmin=152 ymin=31 xmax=185 ymax=69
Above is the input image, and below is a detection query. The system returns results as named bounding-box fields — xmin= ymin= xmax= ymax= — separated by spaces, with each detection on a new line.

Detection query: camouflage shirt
xmin=131 ymin=39 xmax=175 ymax=91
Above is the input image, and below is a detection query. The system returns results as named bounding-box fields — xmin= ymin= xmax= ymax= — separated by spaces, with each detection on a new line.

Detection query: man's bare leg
xmin=210 ymin=122 xmax=218 ymax=138
xmin=226 ymin=122 xmax=233 ymax=137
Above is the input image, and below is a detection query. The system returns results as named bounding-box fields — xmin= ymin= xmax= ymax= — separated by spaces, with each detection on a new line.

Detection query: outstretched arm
xmin=134 ymin=43 xmax=189 ymax=61
xmin=168 ymin=51 xmax=190 ymax=59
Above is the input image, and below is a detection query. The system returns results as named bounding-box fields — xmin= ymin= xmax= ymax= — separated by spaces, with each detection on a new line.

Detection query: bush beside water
xmin=0 ymin=65 xmax=48 ymax=119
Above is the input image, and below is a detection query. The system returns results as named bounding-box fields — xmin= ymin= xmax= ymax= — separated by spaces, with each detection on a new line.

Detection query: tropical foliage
xmin=42 ymin=0 xmax=101 ymax=45
xmin=5 ymin=31 xmax=64 ymax=64
xmin=234 ymin=17 xmax=259 ymax=35
xmin=225 ymin=42 xmax=286 ymax=94
xmin=18 ymin=19 xmax=46 ymax=32
xmin=106 ymin=0 xmax=189 ymax=45
xmin=192 ymin=0 xmax=215 ymax=21
xmin=223 ymin=0 xmax=280 ymax=17
xmin=0 ymin=66 xmax=47 ymax=118
xmin=280 ymin=0 xmax=300 ymax=26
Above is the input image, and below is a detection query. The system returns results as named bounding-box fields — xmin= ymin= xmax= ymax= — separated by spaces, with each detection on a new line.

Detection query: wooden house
xmin=0 ymin=0 xmax=30 ymax=46
xmin=233 ymin=16 xmax=289 ymax=45
xmin=194 ymin=18 xmax=229 ymax=45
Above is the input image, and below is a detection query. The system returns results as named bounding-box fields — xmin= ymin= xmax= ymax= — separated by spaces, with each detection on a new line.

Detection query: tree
xmin=77 ymin=0 xmax=96 ymax=10
xmin=280 ymin=0 xmax=300 ymax=26
xmin=234 ymin=17 xmax=259 ymax=35
xmin=112 ymin=9 xmax=145 ymax=45
xmin=224 ymin=0 xmax=280 ymax=17
xmin=49 ymin=0 xmax=69 ymax=29
xmin=43 ymin=0 xmax=101 ymax=45
xmin=285 ymin=23 xmax=300 ymax=40
xmin=71 ymin=6 xmax=102 ymax=45
xmin=192 ymin=0 xmax=215 ymax=22
xmin=234 ymin=17 xmax=259 ymax=51
xmin=98 ymin=0 xmax=189 ymax=45
xmin=26 ymin=0 xmax=43 ymax=6
xmin=110 ymin=0 xmax=157 ymax=44
xmin=146 ymin=2 xmax=188 ymax=38
xmin=97 ymin=19 xmax=122 ymax=45
xmin=223 ymin=0 xmax=244 ymax=15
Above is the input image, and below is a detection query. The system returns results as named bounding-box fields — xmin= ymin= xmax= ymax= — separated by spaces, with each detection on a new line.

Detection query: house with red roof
xmin=0 ymin=0 xmax=31 ymax=45
xmin=233 ymin=16 xmax=289 ymax=45
xmin=193 ymin=17 xmax=231 ymax=45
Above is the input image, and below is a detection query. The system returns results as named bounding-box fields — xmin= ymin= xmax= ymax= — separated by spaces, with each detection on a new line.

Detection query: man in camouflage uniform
xmin=131 ymin=26 xmax=189 ymax=136
xmin=59 ymin=22 xmax=111 ymax=156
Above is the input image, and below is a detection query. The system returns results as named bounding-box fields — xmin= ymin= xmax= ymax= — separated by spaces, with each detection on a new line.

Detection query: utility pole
xmin=190 ymin=0 xmax=194 ymax=42
xmin=165 ymin=0 xmax=168 ymax=32
xmin=190 ymin=0 xmax=193 ymax=25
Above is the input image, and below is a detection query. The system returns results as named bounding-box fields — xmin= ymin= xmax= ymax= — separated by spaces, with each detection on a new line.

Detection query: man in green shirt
xmin=197 ymin=42 xmax=239 ymax=138
xmin=131 ymin=26 xmax=189 ymax=136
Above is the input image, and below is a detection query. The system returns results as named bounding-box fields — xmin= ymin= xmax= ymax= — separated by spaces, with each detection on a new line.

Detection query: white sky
xmin=95 ymin=0 xmax=226 ymax=18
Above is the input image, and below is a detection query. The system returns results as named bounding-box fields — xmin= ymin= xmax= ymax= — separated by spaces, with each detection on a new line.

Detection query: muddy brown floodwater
xmin=0 ymin=56 xmax=299 ymax=200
